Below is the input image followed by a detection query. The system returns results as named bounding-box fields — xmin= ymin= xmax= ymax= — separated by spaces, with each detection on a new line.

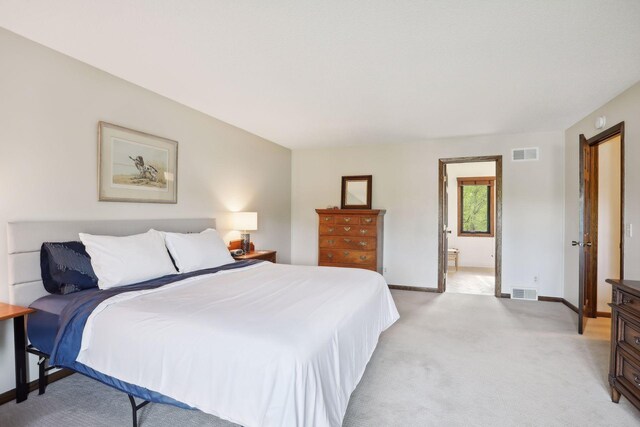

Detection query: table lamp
xmin=232 ymin=212 xmax=258 ymax=254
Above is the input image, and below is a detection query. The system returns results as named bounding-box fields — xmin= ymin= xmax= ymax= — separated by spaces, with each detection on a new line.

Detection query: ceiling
xmin=1 ymin=1 xmax=640 ymax=149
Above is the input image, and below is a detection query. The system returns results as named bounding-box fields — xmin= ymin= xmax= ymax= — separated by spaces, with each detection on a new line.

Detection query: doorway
xmin=438 ymin=156 xmax=503 ymax=297
xmin=577 ymin=122 xmax=625 ymax=334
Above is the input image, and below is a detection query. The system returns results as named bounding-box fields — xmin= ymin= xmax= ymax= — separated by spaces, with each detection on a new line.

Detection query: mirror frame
xmin=341 ymin=175 xmax=372 ymax=209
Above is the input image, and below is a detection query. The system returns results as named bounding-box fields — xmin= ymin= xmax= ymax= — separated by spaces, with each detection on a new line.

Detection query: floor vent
xmin=512 ymin=147 xmax=539 ymax=161
xmin=511 ymin=288 xmax=538 ymax=301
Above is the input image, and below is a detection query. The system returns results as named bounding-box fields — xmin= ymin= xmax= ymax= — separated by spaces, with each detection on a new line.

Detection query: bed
xmin=8 ymin=219 xmax=399 ymax=427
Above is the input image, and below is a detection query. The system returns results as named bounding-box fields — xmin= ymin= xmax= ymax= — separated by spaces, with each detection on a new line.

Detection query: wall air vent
xmin=511 ymin=288 xmax=538 ymax=301
xmin=512 ymin=147 xmax=539 ymax=162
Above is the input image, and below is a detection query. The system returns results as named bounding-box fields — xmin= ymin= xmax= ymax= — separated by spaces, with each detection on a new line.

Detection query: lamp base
xmin=241 ymin=233 xmax=251 ymax=254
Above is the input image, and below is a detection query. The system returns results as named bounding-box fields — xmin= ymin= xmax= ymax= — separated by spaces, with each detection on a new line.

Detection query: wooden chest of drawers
xmin=606 ymin=279 xmax=640 ymax=412
xmin=316 ymin=209 xmax=385 ymax=273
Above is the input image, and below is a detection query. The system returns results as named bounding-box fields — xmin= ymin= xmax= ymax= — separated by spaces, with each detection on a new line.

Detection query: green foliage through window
xmin=461 ymin=185 xmax=490 ymax=233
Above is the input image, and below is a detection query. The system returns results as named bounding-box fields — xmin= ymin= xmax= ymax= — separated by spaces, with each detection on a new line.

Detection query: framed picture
xmin=341 ymin=175 xmax=372 ymax=209
xmin=98 ymin=122 xmax=178 ymax=203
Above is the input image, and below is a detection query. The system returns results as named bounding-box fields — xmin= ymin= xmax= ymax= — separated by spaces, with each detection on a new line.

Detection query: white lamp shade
xmin=231 ymin=212 xmax=258 ymax=231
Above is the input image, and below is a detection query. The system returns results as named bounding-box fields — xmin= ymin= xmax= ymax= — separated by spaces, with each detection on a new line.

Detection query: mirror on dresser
xmin=341 ymin=175 xmax=372 ymax=209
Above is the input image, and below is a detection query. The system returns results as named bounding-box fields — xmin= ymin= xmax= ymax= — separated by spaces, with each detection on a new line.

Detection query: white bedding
xmin=76 ymin=262 xmax=399 ymax=427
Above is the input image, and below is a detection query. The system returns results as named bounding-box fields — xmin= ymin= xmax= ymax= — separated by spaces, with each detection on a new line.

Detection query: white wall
xmin=292 ymin=131 xmax=565 ymax=295
xmin=0 ymin=29 xmax=291 ymax=394
xmin=446 ymin=162 xmax=496 ymax=269
xmin=596 ymin=136 xmax=621 ymax=313
xmin=564 ymin=80 xmax=640 ymax=307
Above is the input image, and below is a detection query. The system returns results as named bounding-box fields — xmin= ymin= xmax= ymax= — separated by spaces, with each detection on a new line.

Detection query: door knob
xmin=571 ymin=241 xmax=581 ymax=247
xmin=584 ymin=242 xmax=592 ymax=247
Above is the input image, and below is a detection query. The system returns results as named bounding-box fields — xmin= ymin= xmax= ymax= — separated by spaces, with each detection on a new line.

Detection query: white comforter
xmin=76 ymin=262 xmax=399 ymax=426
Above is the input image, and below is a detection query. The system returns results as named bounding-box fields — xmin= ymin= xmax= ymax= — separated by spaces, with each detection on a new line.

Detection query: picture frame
xmin=341 ymin=175 xmax=372 ymax=209
xmin=98 ymin=121 xmax=178 ymax=203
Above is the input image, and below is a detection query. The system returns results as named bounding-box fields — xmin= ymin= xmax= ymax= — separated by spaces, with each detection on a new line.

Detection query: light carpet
xmin=1 ymin=290 xmax=639 ymax=426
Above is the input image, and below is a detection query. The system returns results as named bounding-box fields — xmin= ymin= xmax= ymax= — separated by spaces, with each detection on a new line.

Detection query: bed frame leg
xmin=36 ymin=357 xmax=48 ymax=395
xmin=28 ymin=346 xmax=54 ymax=396
xmin=128 ymin=394 xmax=150 ymax=427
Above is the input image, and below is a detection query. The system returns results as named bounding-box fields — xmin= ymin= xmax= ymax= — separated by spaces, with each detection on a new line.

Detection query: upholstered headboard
xmin=7 ymin=218 xmax=216 ymax=306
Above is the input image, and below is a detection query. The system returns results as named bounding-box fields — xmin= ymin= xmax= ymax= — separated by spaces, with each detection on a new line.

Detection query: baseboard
xmin=536 ymin=295 xmax=579 ymax=313
xmin=538 ymin=296 xmax=563 ymax=303
xmin=388 ymin=284 xmax=440 ymax=293
xmin=561 ymin=298 xmax=579 ymax=313
xmin=539 ymin=297 xmax=604 ymax=316
xmin=502 ymin=294 xmax=564 ymax=303
xmin=501 ymin=293 xmax=579 ymax=314
xmin=0 ymin=369 xmax=74 ymax=406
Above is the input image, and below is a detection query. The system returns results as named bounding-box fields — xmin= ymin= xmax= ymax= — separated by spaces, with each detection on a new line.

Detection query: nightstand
xmin=0 ymin=302 xmax=35 ymax=403
xmin=233 ymin=250 xmax=277 ymax=263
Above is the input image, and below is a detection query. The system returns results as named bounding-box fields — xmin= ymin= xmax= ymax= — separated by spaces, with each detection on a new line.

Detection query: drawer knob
xmin=324 ymin=217 xmax=331 ymax=221
xmin=358 ymin=241 xmax=368 ymax=247
xmin=360 ymin=229 xmax=368 ymax=235
xmin=327 ymin=239 xmax=335 ymax=245
xmin=344 ymin=251 xmax=350 ymax=256
xmin=343 ymin=238 xmax=352 ymax=243
xmin=344 ymin=227 xmax=351 ymax=231
xmin=635 ymin=336 xmax=640 ymax=345
xmin=623 ymin=296 xmax=634 ymax=304
xmin=363 ymin=218 xmax=373 ymax=223
xmin=327 ymin=253 xmax=333 ymax=259
xmin=344 ymin=217 xmax=351 ymax=222
xmin=359 ymin=255 xmax=367 ymax=260
xmin=634 ymin=374 xmax=640 ymax=386
xmin=328 ymin=227 xmax=334 ymax=233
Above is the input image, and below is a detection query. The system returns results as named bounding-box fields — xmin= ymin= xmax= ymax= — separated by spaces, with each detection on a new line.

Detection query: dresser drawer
xmin=319 ymin=215 xmax=335 ymax=224
xmin=319 ymin=249 xmax=377 ymax=265
xmin=319 ymin=224 xmax=377 ymax=237
xmin=619 ymin=313 xmax=640 ymax=353
xmin=318 ymin=261 xmax=377 ymax=272
xmin=334 ymin=215 xmax=358 ymax=225
xmin=332 ymin=215 xmax=377 ymax=225
xmin=616 ymin=348 xmax=640 ymax=396
xmin=319 ymin=236 xmax=377 ymax=250
xmin=619 ymin=290 xmax=640 ymax=317
xmin=359 ymin=216 xmax=377 ymax=225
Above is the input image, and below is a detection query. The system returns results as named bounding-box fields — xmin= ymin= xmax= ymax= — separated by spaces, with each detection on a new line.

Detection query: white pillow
xmin=79 ymin=229 xmax=177 ymax=289
xmin=161 ymin=228 xmax=235 ymax=273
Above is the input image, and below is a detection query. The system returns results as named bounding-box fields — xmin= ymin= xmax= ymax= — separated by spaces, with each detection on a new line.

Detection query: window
xmin=457 ymin=176 xmax=495 ymax=237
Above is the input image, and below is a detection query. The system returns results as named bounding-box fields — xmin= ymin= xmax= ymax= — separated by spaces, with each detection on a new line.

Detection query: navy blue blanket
xmin=49 ymin=260 xmax=260 ymax=406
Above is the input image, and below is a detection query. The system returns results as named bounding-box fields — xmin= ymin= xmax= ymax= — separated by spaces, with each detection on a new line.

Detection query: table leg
xmin=13 ymin=315 xmax=29 ymax=403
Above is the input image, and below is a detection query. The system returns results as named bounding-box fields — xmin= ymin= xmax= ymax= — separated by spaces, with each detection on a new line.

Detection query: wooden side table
xmin=447 ymin=248 xmax=459 ymax=271
xmin=233 ymin=250 xmax=277 ymax=263
xmin=0 ymin=302 xmax=35 ymax=403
